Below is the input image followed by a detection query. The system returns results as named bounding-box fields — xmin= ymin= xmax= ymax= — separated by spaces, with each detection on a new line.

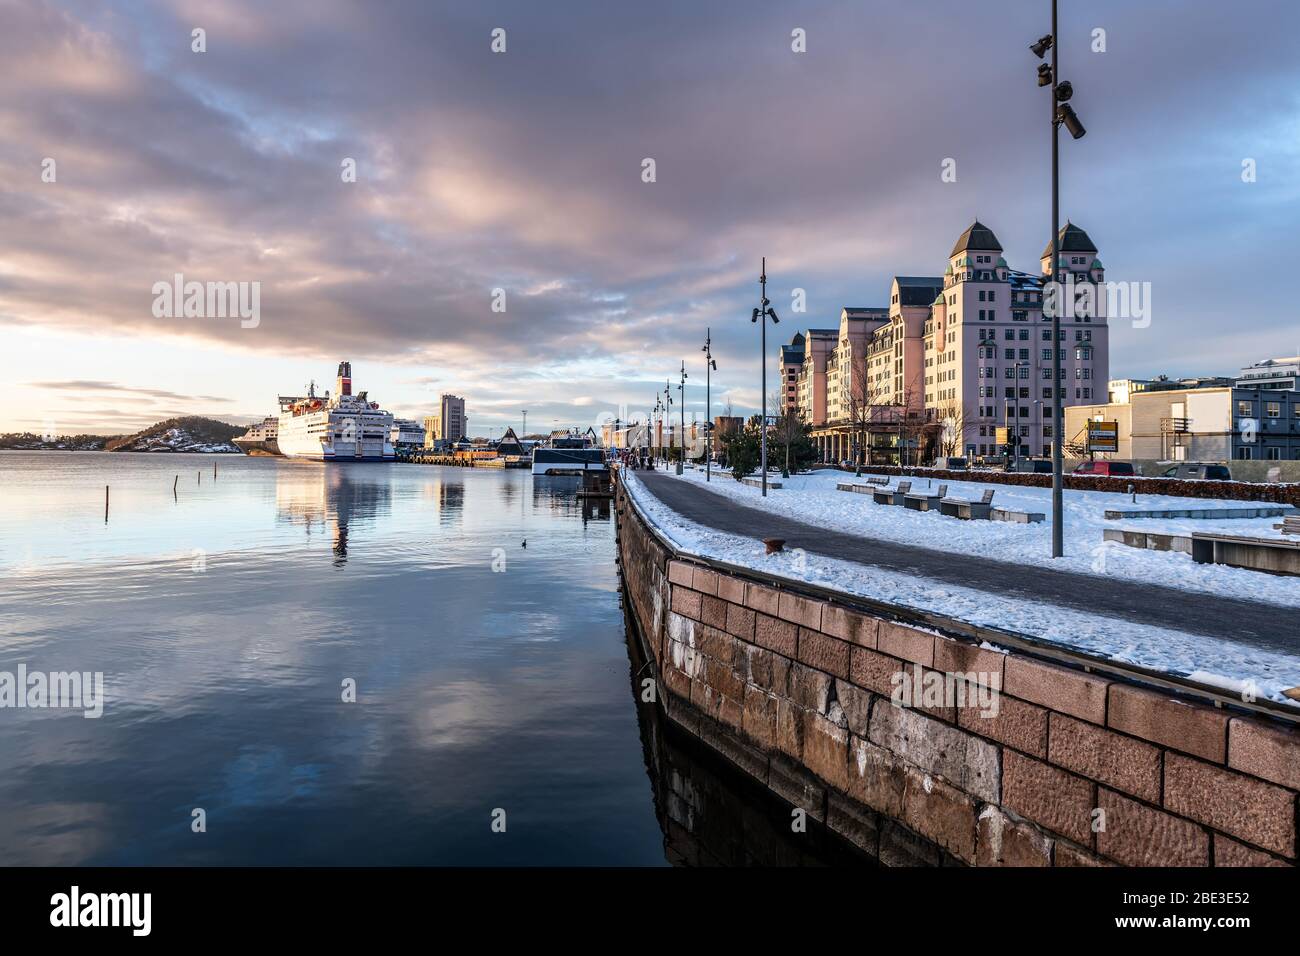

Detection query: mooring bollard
xmin=1128 ymin=482 xmax=1135 ymax=504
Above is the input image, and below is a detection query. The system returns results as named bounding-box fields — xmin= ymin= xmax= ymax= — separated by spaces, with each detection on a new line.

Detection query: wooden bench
xmin=939 ymin=488 xmax=996 ymax=520
xmin=872 ymin=480 xmax=913 ymax=506
xmin=903 ymin=484 xmax=948 ymax=512
xmin=1274 ymin=515 xmax=1300 ymax=536
xmin=1191 ymin=532 xmax=1300 ymax=576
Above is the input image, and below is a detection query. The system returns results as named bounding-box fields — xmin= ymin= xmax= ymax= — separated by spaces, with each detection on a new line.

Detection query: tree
xmin=771 ymin=410 xmax=816 ymax=477
xmin=727 ymin=428 xmax=761 ymax=482
xmin=935 ymin=401 xmax=969 ymax=458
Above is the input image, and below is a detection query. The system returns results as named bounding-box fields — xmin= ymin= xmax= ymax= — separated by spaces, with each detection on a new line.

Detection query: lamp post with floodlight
xmin=751 ymin=258 xmax=780 ymax=496
xmin=701 ymin=329 xmax=717 ymax=481
xmin=1031 ymin=0 xmax=1086 ymax=558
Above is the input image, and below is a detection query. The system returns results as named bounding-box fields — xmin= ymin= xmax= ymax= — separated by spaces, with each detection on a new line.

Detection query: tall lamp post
xmin=663 ymin=379 xmax=674 ymax=471
xmin=653 ymin=397 xmax=663 ymax=464
xmin=701 ymin=329 xmax=717 ymax=481
xmin=1032 ymin=0 xmax=1086 ymax=558
xmin=751 ymin=257 xmax=780 ymax=496
xmin=676 ymin=361 xmax=688 ymax=475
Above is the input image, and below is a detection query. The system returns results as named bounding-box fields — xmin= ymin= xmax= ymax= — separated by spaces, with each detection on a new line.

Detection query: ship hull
xmin=233 ymin=437 xmax=281 ymax=456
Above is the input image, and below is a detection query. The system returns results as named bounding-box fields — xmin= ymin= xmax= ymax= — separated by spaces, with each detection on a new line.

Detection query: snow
xmin=657 ymin=466 xmax=1300 ymax=609
xmin=621 ymin=468 xmax=1300 ymax=704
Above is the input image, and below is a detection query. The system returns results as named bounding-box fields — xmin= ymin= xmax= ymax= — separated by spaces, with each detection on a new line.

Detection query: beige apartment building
xmin=787 ymin=220 xmax=1110 ymax=464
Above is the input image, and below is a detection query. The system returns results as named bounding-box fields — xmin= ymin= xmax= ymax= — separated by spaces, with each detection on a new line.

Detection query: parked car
xmin=1161 ymin=462 xmax=1231 ymax=481
xmin=933 ymin=456 xmax=969 ymax=470
xmin=1073 ymin=460 xmax=1135 ymax=477
xmin=1009 ymin=459 xmax=1054 ymax=474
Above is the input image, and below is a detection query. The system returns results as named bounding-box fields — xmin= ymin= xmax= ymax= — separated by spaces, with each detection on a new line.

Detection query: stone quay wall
xmin=615 ymin=477 xmax=1299 ymax=867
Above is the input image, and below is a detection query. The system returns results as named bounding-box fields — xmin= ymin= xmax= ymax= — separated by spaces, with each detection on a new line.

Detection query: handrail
xmin=616 ymin=468 xmax=1300 ymax=727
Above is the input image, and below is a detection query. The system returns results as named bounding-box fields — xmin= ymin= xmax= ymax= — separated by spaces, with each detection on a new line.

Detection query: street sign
xmin=1087 ymin=420 xmax=1119 ymax=453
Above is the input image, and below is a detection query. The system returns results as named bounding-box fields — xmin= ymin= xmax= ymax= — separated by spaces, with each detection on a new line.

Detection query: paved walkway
xmin=635 ymin=470 xmax=1295 ymax=653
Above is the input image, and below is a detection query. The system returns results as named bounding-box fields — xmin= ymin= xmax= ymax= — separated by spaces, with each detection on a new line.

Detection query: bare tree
xmin=934 ymin=400 xmax=969 ymax=459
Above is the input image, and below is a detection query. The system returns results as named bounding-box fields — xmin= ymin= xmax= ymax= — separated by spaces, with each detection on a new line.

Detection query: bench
xmin=991 ymin=507 xmax=1045 ymax=524
xmin=836 ymin=476 xmax=890 ymax=495
xmin=939 ymin=488 xmax=996 ymax=520
xmin=872 ymin=480 xmax=913 ymax=506
xmin=1274 ymin=515 xmax=1300 ymax=536
xmin=1191 ymin=532 xmax=1300 ymax=576
xmin=903 ymin=484 xmax=949 ymax=512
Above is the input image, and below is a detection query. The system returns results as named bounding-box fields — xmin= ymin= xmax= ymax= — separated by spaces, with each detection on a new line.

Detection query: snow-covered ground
xmin=657 ymin=466 xmax=1300 ymax=609
xmin=622 ymin=468 xmax=1300 ymax=704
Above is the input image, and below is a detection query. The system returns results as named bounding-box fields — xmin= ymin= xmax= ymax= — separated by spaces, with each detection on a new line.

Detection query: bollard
xmin=1128 ymin=482 xmax=1135 ymax=504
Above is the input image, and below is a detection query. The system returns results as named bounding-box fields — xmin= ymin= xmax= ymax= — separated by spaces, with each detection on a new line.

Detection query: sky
xmin=2 ymin=0 xmax=1298 ymax=437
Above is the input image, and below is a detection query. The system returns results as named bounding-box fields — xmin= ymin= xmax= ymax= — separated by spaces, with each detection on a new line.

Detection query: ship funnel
xmin=336 ymin=361 xmax=352 ymax=397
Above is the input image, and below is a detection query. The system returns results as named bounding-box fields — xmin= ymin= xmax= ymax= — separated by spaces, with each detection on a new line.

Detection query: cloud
xmin=3 ymin=0 xmax=1299 ymax=430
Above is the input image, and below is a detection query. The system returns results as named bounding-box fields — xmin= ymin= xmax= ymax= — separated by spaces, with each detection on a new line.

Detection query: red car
xmin=1073 ymin=460 xmax=1135 ymax=477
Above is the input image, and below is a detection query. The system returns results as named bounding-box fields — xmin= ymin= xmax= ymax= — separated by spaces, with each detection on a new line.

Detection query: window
xmin=1041 ymin=330 xmax=1051 ymax=341
xmin=1043 ymin=425 xmax=1053 ymax=438
xmin=1020 ymin=349 xmax=1030 ymax=360
xmin=979 ymin=291 xmax=986 ymax=301
xmin=1019 ymin=329 xmax=1029 ymax=340
xmin=1042 ymin=349 xmax=1052 ymax=360
xmin=1042 ymin=388 xmax=1052 ymax=399
xmin=1005 ymin=348 xmax=1015 ymax=360
xmin=1005 ymin=330 xmax=1014 ymax=340
xmin=1266 ymin=447 xmax=1281 ymax=460
xmin=1236 ymin=446 xmax=1253 ymax=460
xmin=1005 ymin=368 xmax=1015 ymax=379
xmin=988 ymin=291 xmax=996 ymax=301
xmin=1005 ymin=388 xmax=1015 ymax=399
xmin=1267 ymin=402 xmax=1281 ymax=418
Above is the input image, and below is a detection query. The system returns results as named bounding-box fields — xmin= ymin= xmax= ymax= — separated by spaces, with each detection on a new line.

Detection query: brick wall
xmin=616 ymin=482 xmax=1299 ymax=867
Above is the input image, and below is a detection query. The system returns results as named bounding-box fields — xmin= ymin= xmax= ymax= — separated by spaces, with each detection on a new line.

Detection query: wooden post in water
xmin=213 ymin=462 xmax=217 ymax=480
xmin=104 ymin=485 xmax=109 ymax=523
xmin=198 ymin=470 xmax=201 ymax=485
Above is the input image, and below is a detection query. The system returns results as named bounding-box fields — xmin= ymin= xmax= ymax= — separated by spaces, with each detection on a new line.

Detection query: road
xmin=635 ymin=470 xmax=1295 ymax=652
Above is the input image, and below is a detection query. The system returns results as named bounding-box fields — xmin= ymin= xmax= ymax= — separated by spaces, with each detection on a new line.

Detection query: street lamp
xmin=653 ymin=397 xmax=663 ymax=464
xmin=1032 ymin=0 xmax=1087 ymax=558
xmin=663 ymin=379 xmax=674 ymax=470
xmin=701 ymin=329 xmax=717 ymax=482
xmin=677 ymin=360 xmax=687 ymax=476
xmin=751 ymin=257 xmax=780 ymax=496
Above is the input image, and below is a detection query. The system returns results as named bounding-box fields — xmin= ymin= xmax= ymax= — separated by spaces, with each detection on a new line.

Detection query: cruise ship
xmin=233 ymin=416 xmax=281 ymax=456
xmin=276 ymin=362 xmax=395 ymax=461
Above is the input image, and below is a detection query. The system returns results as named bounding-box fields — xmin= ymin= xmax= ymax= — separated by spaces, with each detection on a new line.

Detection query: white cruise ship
xmin=276 ymin=362 xmax=395 ymax=461
xmin=233 ymin=416 xmax=281 ymax=456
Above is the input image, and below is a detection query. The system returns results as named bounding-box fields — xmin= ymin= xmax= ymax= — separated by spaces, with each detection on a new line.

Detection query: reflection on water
xmin=0 ymin=452 xmax=647 ymax=865
xmin=0 ymin=452 xmax=848 ymax=866
xmin=274 ymin=467 xmax=394 ymax=565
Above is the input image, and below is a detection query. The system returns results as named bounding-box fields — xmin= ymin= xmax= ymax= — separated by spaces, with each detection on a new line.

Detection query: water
xmin=0 ymin=451 xmax=862 ymax=866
